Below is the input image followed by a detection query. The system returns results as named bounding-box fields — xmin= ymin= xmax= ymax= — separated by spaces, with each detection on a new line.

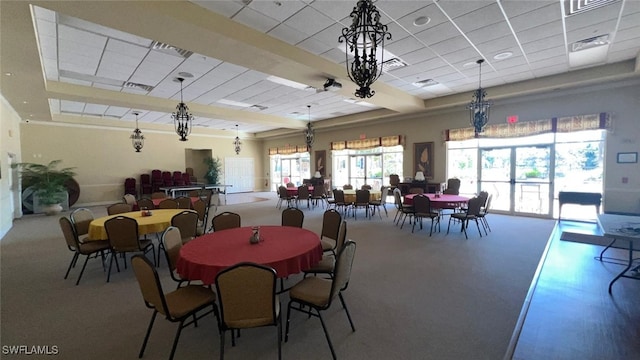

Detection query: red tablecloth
xmin=286 ymin=186 xmax=313 ymax=196
xmin=404 ymin=193 xmax=469 ymax=209
xmin=177 ymin=226 xmax=323 ymax=284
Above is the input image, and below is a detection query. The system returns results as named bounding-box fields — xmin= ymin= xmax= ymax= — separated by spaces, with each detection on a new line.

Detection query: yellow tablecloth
xmin=343 ymin=190 xmax=381 ymax=203
xmin=87 ymin=209 xmax=184 ymax=241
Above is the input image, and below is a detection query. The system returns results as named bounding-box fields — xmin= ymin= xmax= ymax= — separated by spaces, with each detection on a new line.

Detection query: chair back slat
xmin=158 ymin=199 xmax=179 ymax=209
xmin=161 ymin=227 xmax=182 ymax=272
xmin=107 ymin=203 xmax=133 ymax=215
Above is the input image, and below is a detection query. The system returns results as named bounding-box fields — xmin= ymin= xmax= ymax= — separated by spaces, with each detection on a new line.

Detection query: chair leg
xmin=284 ymin=301 xmax=293 ymax=342
xmin=474 ymin=219 xmax=483 ymax=237
xmin=338 ymin=293 xmax=355 ymax=332
xmin=277 ymin=315 xmax=282 ymax=360
xmin=219 ymin=330 xmax=225 ymax=360
xmin=139 ymin=311 xmax=157 ymax=358
xmin=75 ymin=254 xmax=91 ymax=286
xmin=65 ymin=253 xmax=79 ymax=280
xmin=106 ymin=253 xmax=115 ymax=283
xmin=168 ymin=320 xmax=185 ymax=360
xmin=317 ymin=311 xmax=337 ymax=360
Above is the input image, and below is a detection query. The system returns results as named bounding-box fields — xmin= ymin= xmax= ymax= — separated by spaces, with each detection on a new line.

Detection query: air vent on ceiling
xmin=382 ymin=58 xmax=408 ymax=72
xmin=150 ymin=41 xmax=193 ymax=58
xmin=571 ymin=34 xmax=610 ymax=52
xmin=250 ymin=104 xmax=268 ymax=111
xmin=412 ymin=79 xmax=439 ymax=88
xmin=565 ymin=0 xmax=619 ymax=16
xmin=124 ymin=81 xmax=155 ymax=92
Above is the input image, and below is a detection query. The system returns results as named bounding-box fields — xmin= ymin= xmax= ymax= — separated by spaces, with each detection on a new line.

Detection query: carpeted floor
xmin=559 ymin=231 xmax=627 ymax=249
xmin=0 ymin=192 xmax=556 ymax=360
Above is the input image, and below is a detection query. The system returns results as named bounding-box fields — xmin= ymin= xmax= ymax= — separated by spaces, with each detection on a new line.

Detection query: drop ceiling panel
xmin=516 ymin=22 xmax=565 ymax=44
xmin=509 ymin=4 xmax=562 ymax=32
xmin=268 ymin=23 xmax=310 ymax=45
xmin=437 ymin=0 xmax=493 ymax=20
xmin=297 ymin=36 xmax=334 ymax=55
xmin=283 ymin=6 xmax=334 ymax=37
xmin=394 ymin=3 xmax=449 ymax=34
xmin=501 ymin=0 xmax=557 ymax=18
xmin=386 ymin=36 xmax=426 ymax=57
xmin=249 ymin=0 xmax=306 ymax=22
xmin=233 ymin=6 xmax=280 ymax=33
xmin=308 ymin=0 xmax=359 ymax=22
xmin=414 ymin=21 xmax=461 ymax=46
xmin=429 ymin=36 xmax=472 ymax=56
xmin=454 ymin=4 xmax=504 ymax=33
xmin=465 ymin=22 xmax=513 ymax=45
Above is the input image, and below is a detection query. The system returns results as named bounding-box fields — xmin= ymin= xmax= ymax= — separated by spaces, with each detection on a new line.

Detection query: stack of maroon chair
xmin=162 ymin=171 xmax=174 ymax=187
xmin=182 ymin=172 xmax=192 ymax=186
xmin=151 ymin=169 xmax=163 ymax=192
xmin=173 ymin=171 xmax=185 ymax=186
xmin=124 ymin=178 xmax=136 ymax=196
xmin=140 ymin=174 xmax=152 ymax=195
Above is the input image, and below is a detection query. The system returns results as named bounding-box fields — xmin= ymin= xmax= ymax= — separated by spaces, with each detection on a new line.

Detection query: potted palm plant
xmin=12 ymin=160 xmax=76 ymax=215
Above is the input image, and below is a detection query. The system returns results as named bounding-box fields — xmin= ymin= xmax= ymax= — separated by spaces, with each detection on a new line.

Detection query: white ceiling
xmin=1 ymin=0 xmax=639 ymax=138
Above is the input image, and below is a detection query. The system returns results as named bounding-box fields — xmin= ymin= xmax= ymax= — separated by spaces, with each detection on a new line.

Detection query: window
xmin=332 ymin=145 xmax=403 ymax=189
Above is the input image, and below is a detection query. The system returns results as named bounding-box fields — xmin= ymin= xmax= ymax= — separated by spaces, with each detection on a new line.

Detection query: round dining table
xmin=87 ymin=209 xmax=184 ymax=241
xmin=177 ymin=226 xmax=323 ymax=285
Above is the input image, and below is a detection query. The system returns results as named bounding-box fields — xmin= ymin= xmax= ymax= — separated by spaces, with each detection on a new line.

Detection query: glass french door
xmin=349 ymin=155 xmax=382 ymax=189
xmin=479 ymin=145 xmax=552 ymax=216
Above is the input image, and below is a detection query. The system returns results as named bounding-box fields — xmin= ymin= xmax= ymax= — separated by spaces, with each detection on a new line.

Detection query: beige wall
xmin=0 ymin=95 xmax=23 ymax=238
xmin=19 ymin=123 xmax=264 ymax=206
xmin=263 ymin=82 xmax=640 ymax=214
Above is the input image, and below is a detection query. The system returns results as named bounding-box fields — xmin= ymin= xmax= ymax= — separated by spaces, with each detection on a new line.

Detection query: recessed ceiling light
xmin=413 ymin=16 xmax=431 ymax=26
xmin=463 ymin=61 xmax=477 ymax=68
xmin=494 ymin=52 xmax=513 ymax=60
xmin=22 ymin=101 xmax=28 ymax=104
xmin=4 ymin=72 xmax=13 ymax=76
xmin=178 ymin=72 xmax=194 ymax=78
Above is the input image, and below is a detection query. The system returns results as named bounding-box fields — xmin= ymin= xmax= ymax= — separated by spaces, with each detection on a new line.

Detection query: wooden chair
xmin=59 ymin=217 xmax=110 ymax=285
xmin=443 ymin=178 xmax=461 ymax=195
xmin=311 ymin=185 xmax=327 ymax=209
xmin=215 ymin=263 xmax=281 ymax=360
xmin=285 ymin=240 xmax=357 ymax=360
xmin=131 ymin=255 xmax=219 ymax=360
xmin=281 ymin=207 xmax=304 ymax=228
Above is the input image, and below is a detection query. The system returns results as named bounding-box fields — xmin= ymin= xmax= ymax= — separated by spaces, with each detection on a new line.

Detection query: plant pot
xmin=43 ymin=203 xmax=63 ymax=216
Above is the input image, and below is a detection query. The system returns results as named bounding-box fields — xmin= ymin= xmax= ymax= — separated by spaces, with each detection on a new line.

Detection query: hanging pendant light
xmin=467 ymin=59 xmax=492 ymax=136
xmin=303 ymin=105 xmax=315 ymax=151
xmin=339 ymin=0 xmax=392 ymax=98
xmin=130 ymin=111 xmax=144 ymax=152
xmin=172 ymin=77 xmax=193 ymax=141
xmin=234 ymin=124 xmax=241 ymax=155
